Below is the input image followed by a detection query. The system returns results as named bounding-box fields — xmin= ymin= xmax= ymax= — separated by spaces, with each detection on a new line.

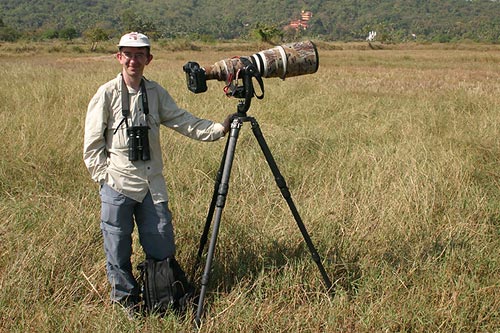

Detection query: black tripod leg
xmin=249 ymin=117 xmax=334 ymax=292
xmin=195 ymin=118 xmax=242 ymax=327
xmin=192 ymin=136 xmax=230 ymax=278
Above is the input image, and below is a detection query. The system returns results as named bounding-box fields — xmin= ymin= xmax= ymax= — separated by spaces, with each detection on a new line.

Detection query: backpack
xmin=137 ymin=257 xmax=195 ymax=315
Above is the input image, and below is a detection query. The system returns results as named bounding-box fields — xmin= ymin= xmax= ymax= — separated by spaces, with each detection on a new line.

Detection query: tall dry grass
xmin=0 ymin=41 xmax=499 ymax=332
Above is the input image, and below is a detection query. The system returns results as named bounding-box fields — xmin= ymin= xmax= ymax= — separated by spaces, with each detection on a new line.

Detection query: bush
xmin=0 ymin=26 xmax=21 ymax=42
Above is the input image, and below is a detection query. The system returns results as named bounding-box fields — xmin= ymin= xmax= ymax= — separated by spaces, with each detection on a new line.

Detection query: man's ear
xmin=146 ymin=54 xmax=153 ymax=65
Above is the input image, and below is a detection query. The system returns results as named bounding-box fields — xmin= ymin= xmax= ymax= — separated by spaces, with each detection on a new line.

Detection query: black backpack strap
xmin=115 ymin=76 xmax=149 ymax=134
xmin=140 ymin=78 xmax=149 ymax=115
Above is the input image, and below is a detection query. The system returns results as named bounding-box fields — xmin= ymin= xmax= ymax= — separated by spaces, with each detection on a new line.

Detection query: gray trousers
xmin=99 ymin=184 xmax=175 ymax=302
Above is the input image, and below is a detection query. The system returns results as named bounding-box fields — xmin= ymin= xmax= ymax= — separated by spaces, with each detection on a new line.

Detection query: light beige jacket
xmin=83 ymin=74 xmax=225 ymax=203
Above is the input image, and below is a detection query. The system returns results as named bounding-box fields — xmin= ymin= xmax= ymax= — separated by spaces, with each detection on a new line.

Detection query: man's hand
xmin=222 ymin=113 xmax=235 ymax=135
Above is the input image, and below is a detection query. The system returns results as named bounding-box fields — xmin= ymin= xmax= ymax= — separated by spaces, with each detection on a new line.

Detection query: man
xmin=83 ymin=32 xmax=230 ymax=313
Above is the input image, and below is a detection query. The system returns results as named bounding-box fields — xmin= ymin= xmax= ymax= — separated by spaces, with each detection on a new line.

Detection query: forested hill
xmin=1 ymin=0 xmax=500 ymax=42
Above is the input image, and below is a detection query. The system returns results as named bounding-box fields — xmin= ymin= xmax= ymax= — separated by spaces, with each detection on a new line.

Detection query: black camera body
xmin=127 ymin=126 xmax=151 ymax=161
xmin=183 ymin=62 xmax=207 ymax=94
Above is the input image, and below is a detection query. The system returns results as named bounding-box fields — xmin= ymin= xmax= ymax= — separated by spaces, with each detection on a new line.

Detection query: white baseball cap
xmin=118 ymin=32 xmax=151 ymax=48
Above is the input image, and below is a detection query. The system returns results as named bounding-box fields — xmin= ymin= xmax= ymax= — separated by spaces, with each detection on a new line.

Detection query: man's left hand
xmin=222 ymin=113 xmax=235 ymax=135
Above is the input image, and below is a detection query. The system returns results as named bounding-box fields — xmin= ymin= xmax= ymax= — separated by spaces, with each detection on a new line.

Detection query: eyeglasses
xmin=120 ymin=52 xmax=147 ymax=60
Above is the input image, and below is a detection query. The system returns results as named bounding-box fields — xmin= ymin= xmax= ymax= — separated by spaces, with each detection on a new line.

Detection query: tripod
xmin=192 ymin=63 xmax=333 ymax=327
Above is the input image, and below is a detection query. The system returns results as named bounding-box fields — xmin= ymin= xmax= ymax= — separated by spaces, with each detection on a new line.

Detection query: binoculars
xmin=127 ymin=126 xmax=150 ymax=161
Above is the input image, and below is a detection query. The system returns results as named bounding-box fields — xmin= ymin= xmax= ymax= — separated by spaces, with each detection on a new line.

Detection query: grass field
xmin=0 ymin=40 xmax=499 ymax=332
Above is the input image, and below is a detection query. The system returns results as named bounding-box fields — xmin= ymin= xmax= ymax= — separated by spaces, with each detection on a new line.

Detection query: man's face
xmin=117 ymin=47 xmax=153 ymax=78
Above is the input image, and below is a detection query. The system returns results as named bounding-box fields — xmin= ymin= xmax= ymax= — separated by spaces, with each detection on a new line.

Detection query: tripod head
xmin=223 ymin=57 xmax=265 ymax=115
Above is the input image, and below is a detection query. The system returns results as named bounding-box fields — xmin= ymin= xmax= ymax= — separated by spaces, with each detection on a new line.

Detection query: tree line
xmin=1 ymin=0 xmax=499 ymax=44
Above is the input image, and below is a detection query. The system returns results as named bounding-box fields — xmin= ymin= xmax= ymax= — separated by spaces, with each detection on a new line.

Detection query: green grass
xmin=0 ymin=41 xmax=499 ymax=332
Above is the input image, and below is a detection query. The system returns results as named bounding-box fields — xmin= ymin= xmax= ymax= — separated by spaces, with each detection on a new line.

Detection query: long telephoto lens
xmin=205 ymin=41 xmax=319 ymax=82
